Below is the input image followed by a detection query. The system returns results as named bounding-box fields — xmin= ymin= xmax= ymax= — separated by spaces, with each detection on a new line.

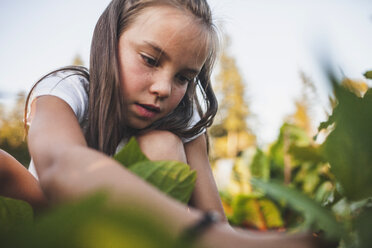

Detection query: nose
xmin=149 ymin=73 xmax=172 ymax=98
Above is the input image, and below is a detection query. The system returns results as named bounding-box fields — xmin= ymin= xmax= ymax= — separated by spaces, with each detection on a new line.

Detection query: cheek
xmin=169 ymin=87 xmax=188 ymax=109
xmin=120 ymin=58 xmax=147 ymax=96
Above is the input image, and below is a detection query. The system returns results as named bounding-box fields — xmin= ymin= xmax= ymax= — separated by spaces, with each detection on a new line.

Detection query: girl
xmin=1 ymin=0 xmax=325 ymax=247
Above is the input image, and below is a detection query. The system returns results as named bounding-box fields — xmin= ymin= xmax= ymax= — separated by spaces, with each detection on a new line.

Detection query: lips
xmin=134 ymin=103 xmax=160 ymax=118
xmin=138 ymin=104 xmax=160 ymax=112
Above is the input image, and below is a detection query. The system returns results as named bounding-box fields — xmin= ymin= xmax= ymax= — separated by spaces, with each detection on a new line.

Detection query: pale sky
xmin=1 ymin=0 xmax=371 ymax=145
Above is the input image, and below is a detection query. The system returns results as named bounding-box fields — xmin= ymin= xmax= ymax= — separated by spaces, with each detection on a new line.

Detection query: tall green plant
xmin=251 ymin=70 xmax=372 ymax=247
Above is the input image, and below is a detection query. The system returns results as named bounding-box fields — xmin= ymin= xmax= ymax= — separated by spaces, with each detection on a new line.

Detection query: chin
xmin=127 ymin=119 xmax=153 ymax=130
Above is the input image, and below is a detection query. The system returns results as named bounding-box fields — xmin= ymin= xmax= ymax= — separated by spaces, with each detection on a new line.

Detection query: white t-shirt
xmin=27 ymin=70 xmax=204 ymax=179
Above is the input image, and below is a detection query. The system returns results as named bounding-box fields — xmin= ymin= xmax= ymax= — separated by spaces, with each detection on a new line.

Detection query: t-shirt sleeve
xmin=26 ymin=72 xmax=89 ymax=126
xmin=181 ymin=108 xmax=206 ymax=143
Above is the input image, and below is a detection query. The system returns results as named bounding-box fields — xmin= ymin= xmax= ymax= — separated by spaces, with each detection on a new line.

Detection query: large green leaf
xmin=128 ymin=160 xmax=196 ymax=204
xmin=114 ymin=137 xmax=149 ymax=166
xmin=0 ymin=196 xmax=33 ymax=233
xmin=0 ymin=194 xmax=179 ymax=248
xmin=114 ymin=137 xmax=196 ymax=204
xmin=320 ymin=80 xmax=372 ymax=201
xmin=251 ymin=178 xmax=343 ymax=240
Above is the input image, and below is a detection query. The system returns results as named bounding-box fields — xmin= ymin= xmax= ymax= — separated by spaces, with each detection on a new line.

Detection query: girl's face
xmin=118 ymin=6 xmax=209 ymax=129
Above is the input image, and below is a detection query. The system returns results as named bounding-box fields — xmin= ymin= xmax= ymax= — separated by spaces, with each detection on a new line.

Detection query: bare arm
xmin=0 ymin=149 xmax=47 ymax=209
xmin=184 ymin=135 xmax=227 ymax=221
xmin=28 ymin=96 xmax=202 ymax=235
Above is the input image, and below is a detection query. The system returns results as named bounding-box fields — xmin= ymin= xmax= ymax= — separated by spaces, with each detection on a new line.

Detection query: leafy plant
xmin=0 ymin=138 xmax=198 ymax=247
xmin=319 ymin=77 xmax=372 ymax=201
xmin=229 ymin=194 xmax=283 ymax=230
xmin=250 ymin=70 xmax=372 ymax=247
xmin=0 ymin=196 xmax=33 ymax=233
xmin=114 ymin=137 xmax=196 ymax=204
xmin=0 ymin=194 xmax=180 ymax=248
xmin=251 ymin=179 xmax=342 ymax=240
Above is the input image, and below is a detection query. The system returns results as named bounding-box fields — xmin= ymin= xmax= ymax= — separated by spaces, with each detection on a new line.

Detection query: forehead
xmin=123 ymin=6 xmax=211 ymax=64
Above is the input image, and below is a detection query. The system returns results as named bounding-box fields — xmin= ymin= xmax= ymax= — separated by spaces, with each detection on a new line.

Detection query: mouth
xmin=137 ymin=103 xmax=160 ymax=112
xmin=134 ymin=103 xmax=161 ymax=119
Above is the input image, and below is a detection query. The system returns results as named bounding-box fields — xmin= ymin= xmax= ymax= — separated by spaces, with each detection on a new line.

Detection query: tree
xmin=341 ymin=77 xmax=368 ymax=97
xmin=211 ymin=36 xmax=255 ymax=158
xmin=286 ymin=71 xmax=318 ymax=136
xmin=72 ymin=54 xmax=84 ymax=66
xmin=0 ymin=92 xmax=30 ymax=166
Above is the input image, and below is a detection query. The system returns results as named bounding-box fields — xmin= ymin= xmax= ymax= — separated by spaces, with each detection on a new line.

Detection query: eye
xmin=176 ymin=74 xmax=193 ymax=86
xmin=141 ymin=54 xmax=159 ymax=67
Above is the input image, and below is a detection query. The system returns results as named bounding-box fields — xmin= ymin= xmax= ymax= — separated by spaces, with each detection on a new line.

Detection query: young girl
xmin=1 ymin=0 xmax=326 ymax=247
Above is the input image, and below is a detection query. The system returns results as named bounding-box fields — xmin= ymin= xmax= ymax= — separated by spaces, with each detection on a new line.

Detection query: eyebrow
xmin=144 ymin=41 xmax=200 ymax=75
xmin=144 ymin=41 xmax=169 ymax=60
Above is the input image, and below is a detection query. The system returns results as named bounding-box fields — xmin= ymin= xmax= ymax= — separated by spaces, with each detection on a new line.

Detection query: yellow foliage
xmin=216 ymin=52 xmax=249 ymax=132
xmin=210 ymin=131 xmax=255 ymax=159
xmin=72 ymin=54 xmax=84 ymax=66
xmin=287 ymin=71 xmax=317 ymax=136
xmin=211 ymin=36 xmax=256 ymax=159
xmin=342 ymin=78 xmax=368 ymax=97
xmin=292 ymin=102 xmax=312 ymax=135
xmin=0 ymin=92 xmax=30 ymax=165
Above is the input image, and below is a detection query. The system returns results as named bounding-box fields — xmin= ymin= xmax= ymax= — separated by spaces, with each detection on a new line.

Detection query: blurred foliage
xmin=72 ymin=54 xmax=84 ymax=66
xmin=341 ymin=78 xmax=368 ymax=97
xmin=0 ymin=92 xmax=30 ymax=166
xmin=210 ymin=36 xmax=255 ymax=159
xmin=0 ymin=196 xmax=33 ymax=233
xmin=0 ymin=194 xmax=186 ymax=248
xmin=319 ymin=76 xmax=372 ymax=201
xmin=229 ymin=194 xmax=283 ymax=230
xmin=251 ymin=178 xmax=342 ymax=240
xmin=364 ymin=70 xmax=372 ymax=80
xmin=286 ymin=71 xmax=318 ymax=136
xmin=216 ymin=69 xmax=372 ymax=247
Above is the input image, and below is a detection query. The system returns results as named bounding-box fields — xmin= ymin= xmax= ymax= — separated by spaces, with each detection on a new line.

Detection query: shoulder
xmin=35 ymin=69 xmax=89 ymax=93
xmin=27 ymin=68 xmax=90 ymax=125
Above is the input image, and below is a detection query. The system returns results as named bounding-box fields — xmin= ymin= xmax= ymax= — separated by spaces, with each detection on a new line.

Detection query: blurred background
xmin=1 ymin=0 xmax=372 ymax=241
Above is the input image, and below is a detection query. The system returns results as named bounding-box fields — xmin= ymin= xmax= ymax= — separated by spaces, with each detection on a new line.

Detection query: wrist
xmin=178 ymin=210 xmax=221 ymax=245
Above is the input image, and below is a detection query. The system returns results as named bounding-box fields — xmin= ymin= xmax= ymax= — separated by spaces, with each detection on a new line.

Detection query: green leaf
xmin=129 ymin=160 xmax=196 ymax=204
xmin=0 ymin=196 xmax=33 ymax=233
xmin=1 ymin=194 xmax=179 ymax=248
xmin=354 ymin=207 xmax=372 ymax=248
xmin=269 ymin=123 xmax=311 ymax=170
xmin=259 ymin=198 xmax=284 ymax=229
xmin=114 ymin=137 xmax=149 ymax=166
xmin=314 ymin=181 xmax=333 ymax=204
xmin=230 ymin=194 xmax=265 ymax=228
xmin=321 ymin=82 xmax=372 ymax=201
xmin=289 ymin=145 xmax=326 ymax=164
xmin=114 ymin=137 xmax=196 ymax=204
xmin=250 ymin=148 xmax=270 ymax=181
xmin=251 ymin=178 xmax=343 ymax=240
xmin=229 ymin=194 xmax=284 ymax=230
xmin=364 ymin=70 xmax=372 ymax=79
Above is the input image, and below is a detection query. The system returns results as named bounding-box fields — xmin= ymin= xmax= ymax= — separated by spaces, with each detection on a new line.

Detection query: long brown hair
xmin=26 ymin=0 xmax=219 ymax=156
